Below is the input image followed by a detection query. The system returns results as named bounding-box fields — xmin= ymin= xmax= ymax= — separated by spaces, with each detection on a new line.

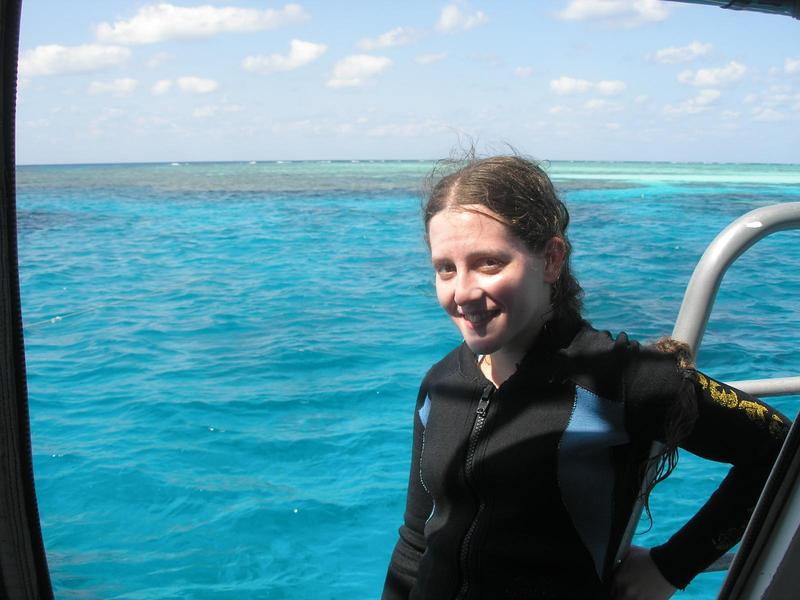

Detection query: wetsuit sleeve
xmin=624 ymin=352 xmax=791 ymax=589
xmin=382 ymin=381 xmax=433 ymax=600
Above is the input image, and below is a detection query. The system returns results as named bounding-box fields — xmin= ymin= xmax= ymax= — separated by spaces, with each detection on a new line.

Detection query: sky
xmin=15 ymin=0 xmax=800 ymax=164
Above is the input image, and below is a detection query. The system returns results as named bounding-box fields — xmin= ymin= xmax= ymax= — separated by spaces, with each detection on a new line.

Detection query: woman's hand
xmin=611 ymin=545 xmax=677 ymax=600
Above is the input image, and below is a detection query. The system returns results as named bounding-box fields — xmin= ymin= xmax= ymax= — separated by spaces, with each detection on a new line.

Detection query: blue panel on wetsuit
xmin=418 ymin=395 xmax=431 ymax=428
xmin=558 ymin=385 xmax=630 ymax=578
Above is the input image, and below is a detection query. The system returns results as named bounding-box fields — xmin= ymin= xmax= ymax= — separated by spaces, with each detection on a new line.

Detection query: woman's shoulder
xmin=421 ymin=342 xmax=477 ymax=388
xmin=564 ymin=320 xmax=641 ymax=359
xmin=561 ymin=321 xmax=685 ymax=401
xmin=557 ymin=323 xmax=625 ymax=396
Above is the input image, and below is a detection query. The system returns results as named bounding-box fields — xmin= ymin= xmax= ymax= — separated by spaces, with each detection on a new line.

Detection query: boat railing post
xmin=671 ymin=202 xmax=800 ymax=354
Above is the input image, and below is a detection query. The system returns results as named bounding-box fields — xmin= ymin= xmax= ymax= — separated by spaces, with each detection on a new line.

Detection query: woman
xmin=382 ymin=155 xmax=790 ymax=600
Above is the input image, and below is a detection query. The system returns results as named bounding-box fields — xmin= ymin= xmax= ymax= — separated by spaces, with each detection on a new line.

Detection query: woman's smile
xmin=458 ymin=308 xmax=501 ymax=328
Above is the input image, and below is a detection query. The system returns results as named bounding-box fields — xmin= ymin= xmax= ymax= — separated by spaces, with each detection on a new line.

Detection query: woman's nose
xmin=453 ymin=272 xmax=482 ymax=306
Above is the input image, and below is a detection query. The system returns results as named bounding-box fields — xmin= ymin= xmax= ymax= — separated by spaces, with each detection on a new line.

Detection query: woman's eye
xmin=435 ymin=263 xmax=455 ymax=276
xmin=478 ymin=257 xmax=503 ymax=271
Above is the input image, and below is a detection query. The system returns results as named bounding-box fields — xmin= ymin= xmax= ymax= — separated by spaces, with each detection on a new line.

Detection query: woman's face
xmin=428 ymin=206 xmax=562 ymax=360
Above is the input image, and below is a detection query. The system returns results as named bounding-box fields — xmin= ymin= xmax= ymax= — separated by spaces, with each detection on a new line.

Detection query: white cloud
xmin=634 ymin=94 xmax=649 ymax=104
xmin=785 ymin=57 xmax=800 ymax=74
xmin=769 ymin=93 xmax=792 ymax=105
xmin=88 ymin=107 xmax=127 ymax=137
xmin=548 ymin=105 xmax=571 ymax=115
xmin=95 ymin=3 xmax=309 ymax=45
xmin=584 ymin=99 xmax=608 ymax=110
xmin=270 ymin=117 xmax=359 ymax=135
xmin=584 ymin=98 xmax=622 ymax=112
xmin=88 ymin=78 xmax=138 ymax=96
xmin=605 ymin=122 xmax=621 ymax=130
xmin=193 ymin=105 xmax=218 ymax=118
xmin=366 ymin=119 xmax=449 ymax=137
xmin=134 ymin=115 xmax=174 ymax=129
xmin=327 ymin=54 xmax=392 ymax=88
xmin=269 ymin=118 xmax=312 ymax=133
xmin=596 ymin=80 xmax=626 ymax=95
xmin=177 ymin=76 xmax=219 ymax=94
xmin=192 ymin=103 xmax=244 ymax=118
xmin=693 ymin=89 xmax=721 ymax=105
xmin=663 ymin=89 xmax=721 ymax=115
xmin=146 ymin=52 xmax=173 ymax=68
xmin=768 ymin=83 xmax=792 ymax=94
xmin=557 ymin=0 xmax=668 ymax=27
xmin=550 ymin=76 xmax=592 ymax=95
xmin=19 ymin=44 xmax=130 ymax=77
xmin=650 ymin=41 xmax=711 ymax=64
xmin=550 ymin=76 xmax=625 ymax=96
xmin=678 ymin=61 xmax=746 ymax=87
xmin=437 ymin=3 xmax=488 ymax=33
xmin=243 ymin=39 xmax=327 ymax=74
xmin=357 ymin=27 xmax=417 ymax=50
xmin=752 ymin=107 xmax=785 ymax=122
xmin=415 ymin=53 xmax=446 ymax=65
xmin=24 ymin=118 xmax=50 ymax=129
xmin=741 ymin=90 xmax=800 ymax=118
xmin=514 ymin=66 xmax=534 ymax=78
xmin=151 ymin=79 xmax=173 ymax=95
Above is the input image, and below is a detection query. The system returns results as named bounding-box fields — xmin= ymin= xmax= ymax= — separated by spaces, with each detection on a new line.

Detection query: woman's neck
xmin=479 ymin=349 xmax=523 ymax=388
xmin=478 ymin=317 xmax=561 ymax=386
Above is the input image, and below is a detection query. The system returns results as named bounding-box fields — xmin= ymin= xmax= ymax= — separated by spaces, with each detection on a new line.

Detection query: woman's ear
xmin=542 ymin=237 xmax=566 ymax=284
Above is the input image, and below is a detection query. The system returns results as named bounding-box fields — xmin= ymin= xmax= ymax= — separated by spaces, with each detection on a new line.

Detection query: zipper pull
xmin=476 ymin=385 xmax=493 ymax=417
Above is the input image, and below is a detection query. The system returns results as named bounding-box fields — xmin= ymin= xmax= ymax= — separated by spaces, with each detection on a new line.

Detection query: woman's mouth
xmin=459 ymin=309 xmax=501 ymax=328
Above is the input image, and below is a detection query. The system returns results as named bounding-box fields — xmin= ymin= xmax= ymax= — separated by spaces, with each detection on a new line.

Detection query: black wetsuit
xmin=382 ymin=318 xmax=790 ymax=600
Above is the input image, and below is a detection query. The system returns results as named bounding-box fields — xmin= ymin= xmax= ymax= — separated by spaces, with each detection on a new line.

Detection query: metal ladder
xmin=615 ymin=202 xmax=800 ymax=598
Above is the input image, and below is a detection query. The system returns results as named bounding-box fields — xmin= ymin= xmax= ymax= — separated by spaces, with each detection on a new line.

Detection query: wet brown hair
xmin=641 ymin=337 xmax=698 ymax=523
xmin=423 ymin=154 xmax=583 ymax=323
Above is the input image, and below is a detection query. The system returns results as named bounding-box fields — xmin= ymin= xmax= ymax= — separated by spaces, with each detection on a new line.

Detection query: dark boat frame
xmin=0 ymin=1 xmax=52 ymax=597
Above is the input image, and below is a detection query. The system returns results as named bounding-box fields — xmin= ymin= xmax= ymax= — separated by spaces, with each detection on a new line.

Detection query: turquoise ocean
xmin=16 ymin=160 xmax=800 ymax=599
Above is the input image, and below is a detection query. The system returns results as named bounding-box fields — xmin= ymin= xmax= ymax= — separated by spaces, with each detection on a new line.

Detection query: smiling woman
xmin=382 ymin=154 xmax=790 ymax=600
xmin=7 ymin=1 xmax=800 ymax=599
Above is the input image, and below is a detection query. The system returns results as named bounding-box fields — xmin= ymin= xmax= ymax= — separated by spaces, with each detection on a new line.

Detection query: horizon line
xmin=17 ymin=158 xmax=800 ymax=168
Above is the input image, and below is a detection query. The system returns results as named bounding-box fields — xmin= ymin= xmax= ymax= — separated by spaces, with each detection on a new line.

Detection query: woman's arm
xmin=624 ymin=349 xmax=791 ymax=590
xmin=381 ymin=383 xmax=434 ymax=600
xmin=648 ymin=371 xmax=790 ymax=588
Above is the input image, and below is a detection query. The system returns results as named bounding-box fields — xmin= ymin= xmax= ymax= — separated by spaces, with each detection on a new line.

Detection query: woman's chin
xmin=463 ymin=336 xmax=498 ymax=356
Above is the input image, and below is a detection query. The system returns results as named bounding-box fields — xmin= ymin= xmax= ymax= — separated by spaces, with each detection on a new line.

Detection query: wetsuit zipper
xmin=456 ymin=384 xmax=494 ymax=600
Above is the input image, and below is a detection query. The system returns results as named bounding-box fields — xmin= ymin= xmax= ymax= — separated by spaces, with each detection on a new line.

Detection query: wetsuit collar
xmin=464 ymin=314 xmax=584 ymax=389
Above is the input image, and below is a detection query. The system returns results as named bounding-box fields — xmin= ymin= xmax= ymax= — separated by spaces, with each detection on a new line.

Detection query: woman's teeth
xmin=462 ymin=310 xmax=499 ymax=323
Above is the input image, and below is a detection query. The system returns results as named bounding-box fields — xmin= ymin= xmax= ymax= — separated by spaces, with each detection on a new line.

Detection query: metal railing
xmin=615 ymin=202 xmax=800 ymax=582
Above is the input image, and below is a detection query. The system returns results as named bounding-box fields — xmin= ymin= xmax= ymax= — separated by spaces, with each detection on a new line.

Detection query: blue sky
xmin=16 ymin=1 xmax=800 ymax=164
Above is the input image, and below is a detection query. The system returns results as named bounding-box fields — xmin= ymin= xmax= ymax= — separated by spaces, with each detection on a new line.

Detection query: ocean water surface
xmin=17 ymin=160 xmax=800 ymax=599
